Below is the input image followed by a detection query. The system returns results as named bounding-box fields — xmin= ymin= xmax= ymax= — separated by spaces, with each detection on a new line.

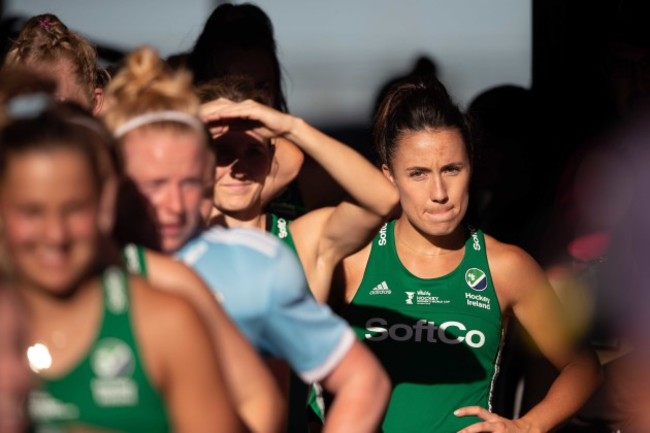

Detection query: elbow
xmin=375 ymin=368 xmax=392 ymax=409
xmin=354 ymin=358 xmax=392 ymax=410
xmin=375 ymin=189 xmax=401 ymax=220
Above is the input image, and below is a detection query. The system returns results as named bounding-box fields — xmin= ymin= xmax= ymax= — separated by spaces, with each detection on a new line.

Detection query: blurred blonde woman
xmin=0 ymin=98 xmax=243 ymax=432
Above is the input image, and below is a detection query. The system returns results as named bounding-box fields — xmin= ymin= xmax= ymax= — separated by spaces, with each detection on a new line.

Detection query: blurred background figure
xmin=2 ymin=13 xmax=104 ymax=114
xmin=0 ymin=282 xmax=31 ymax=433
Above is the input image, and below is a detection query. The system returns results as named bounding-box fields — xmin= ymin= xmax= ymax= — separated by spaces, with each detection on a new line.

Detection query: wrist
xmin=285 ymin=116 xmax=307 ymax=142
xmin=516 ymin=417 xmax=545 ymax=433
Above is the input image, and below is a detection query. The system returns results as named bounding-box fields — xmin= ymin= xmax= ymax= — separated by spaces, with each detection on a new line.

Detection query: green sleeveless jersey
xmin=267 ymin=213 xmax=325 ymax=431
xmin=346 ymin=220 xmax=503 ymax=433
xmin=29 ymin=267 xmax=171 ymax=433
xmin=122 ymin=243 xmax=148 ymax=277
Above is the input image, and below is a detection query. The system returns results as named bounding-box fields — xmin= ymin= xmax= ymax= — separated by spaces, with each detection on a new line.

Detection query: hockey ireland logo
xmin=90 ymin=338 xmax=138 ymax=407
xmin=465 ymin=268 xmax=488 ymax=291
xmin=91 ymin=338 xmax=135 ymax=379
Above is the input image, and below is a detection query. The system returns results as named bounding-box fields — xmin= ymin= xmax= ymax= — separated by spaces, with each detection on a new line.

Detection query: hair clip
xmin=6 ymin=93 xmax=52 ymax=119
xmin=38 ymin=17 xmax=52 ymax=31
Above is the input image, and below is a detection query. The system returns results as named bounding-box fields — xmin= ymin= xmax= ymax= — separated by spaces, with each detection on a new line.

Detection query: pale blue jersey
xmin=176 ymin=226 xmax=355 ymax=382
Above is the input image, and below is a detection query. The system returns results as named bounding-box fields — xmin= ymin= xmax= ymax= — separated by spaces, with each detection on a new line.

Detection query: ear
xmin=381 ymin=163 xmax=395 ymax=185
xmin=91 ymin=88 xmax=104 ymax=116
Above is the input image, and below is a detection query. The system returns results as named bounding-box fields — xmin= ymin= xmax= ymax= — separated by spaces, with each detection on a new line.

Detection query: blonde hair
xmin=102 ymin=46 xmax=201 ymax=137
xmin=3 ymin=13 xmax=98 ymax=104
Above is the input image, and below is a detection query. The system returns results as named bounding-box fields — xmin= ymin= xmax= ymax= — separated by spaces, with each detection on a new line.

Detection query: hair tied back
xmin=37 ymin=17 xmax=52 ymax=31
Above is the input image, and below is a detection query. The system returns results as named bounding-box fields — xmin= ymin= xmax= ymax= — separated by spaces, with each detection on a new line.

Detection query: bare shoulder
xmin=484 ymin=233 xmax=551 ymax=310
xmin=144 ymin=248 xmax=205 ymax=293
xmin=129 ymin=276 xmax=208 ymax=386
xmin=130 ymin=275 xmax=201 ymax=332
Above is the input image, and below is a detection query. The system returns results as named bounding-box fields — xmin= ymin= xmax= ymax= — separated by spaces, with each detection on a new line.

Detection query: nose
xmin=43 ymin=213 xmax=67 ymax=244
xmin=164 ymin=184 xmax=185 ymax=215
xmin=229 ymin=158 xmax=249 ymax=180
xmin=430 ymin=174 xmax=449 ymax=203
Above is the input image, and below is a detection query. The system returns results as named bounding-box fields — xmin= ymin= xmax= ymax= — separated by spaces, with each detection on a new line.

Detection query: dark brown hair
xmin=373 ymin=74 xmax=472 ymax=168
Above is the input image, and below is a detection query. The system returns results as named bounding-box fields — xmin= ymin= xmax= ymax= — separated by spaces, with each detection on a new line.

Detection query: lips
xmin=34 ymin=247 xmax=69 ymax=269
xmin=160 ymin=224 xmax=183 ymax=236
xmin=425 ymin=206 xmax=454 ymax=216
xmin=220 ymin=182 xmax=251 ymax=191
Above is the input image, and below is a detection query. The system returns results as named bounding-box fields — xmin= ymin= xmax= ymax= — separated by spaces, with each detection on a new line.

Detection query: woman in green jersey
xmin=3 ymin=26 xmax=285 ymax=429
xmin=335 ymin=75 xmax=602 ymax=433
xmin=0 ymin=98 xmax=243 ymax=433
xmin=197 ymin=76 xmax=398 ymax=431
xmin=199 ymin=79 xmax=399 ymax=303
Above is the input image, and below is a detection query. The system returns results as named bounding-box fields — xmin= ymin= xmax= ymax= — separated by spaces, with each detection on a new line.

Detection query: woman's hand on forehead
xmin=200 ymin=97 xmax=296 ymax=140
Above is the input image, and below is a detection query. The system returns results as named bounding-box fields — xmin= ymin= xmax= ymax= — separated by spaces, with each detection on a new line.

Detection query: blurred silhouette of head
xmin=602 ymin=1 xmax=650 ymax=118
xmin=188 ymin=2 xmax=287 ymax=112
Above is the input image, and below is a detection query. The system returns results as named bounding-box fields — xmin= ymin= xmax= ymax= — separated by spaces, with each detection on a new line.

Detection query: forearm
xmin=214 ymin=328 xmax=286 ymax=433
xmin=237 ymin=389 xmax=284 ymax=433
xmin=285 ymin=118 xmax=397 ymax=217
xmin=519 ymin=350 xmax=602 ymax=432
xmin=322 ymin=368 xmax=390 ymax=433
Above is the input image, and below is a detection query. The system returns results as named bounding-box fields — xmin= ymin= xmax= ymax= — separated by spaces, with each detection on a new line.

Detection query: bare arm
xmin=146 ymin=251 xmax=285 ymax=433
xmin=200 ymin=100 xmax=304 ymax=210
xmin=285 ymin=114 xmax=398 ymax=259
xmin=456 ymin=241 xmax=602 ymax=433
xmin=263 ymin=137 xmax=304 ymax=207
xmin=201 ymin=99 xmax=399 ymax=300
xmin=134 ymin=278 xmax=246 ymax=433
xmin=319 ymin=340 xmax=391 ymax=433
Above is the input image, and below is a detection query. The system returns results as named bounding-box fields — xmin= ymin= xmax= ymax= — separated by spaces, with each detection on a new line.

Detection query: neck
xmin=394 ymin=217 xmax=466 ymax=256
xmin=209 ymin=205 xmax=266 ymax=231
xmin=18 ymin=275 xmax=99 ymax=324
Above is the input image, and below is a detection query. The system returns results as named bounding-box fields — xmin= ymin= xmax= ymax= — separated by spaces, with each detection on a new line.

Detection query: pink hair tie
xmin=38 ymin=17 xmax=51 ymax=31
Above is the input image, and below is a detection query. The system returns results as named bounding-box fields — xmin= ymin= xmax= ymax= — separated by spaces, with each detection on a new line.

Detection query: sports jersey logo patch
xmin=369 ymin=281 xmax=391 ymax=295
xmin=364 ymin=318 xmax=486 ymax=348
xmin=276 ymin=218 xmax=288 ymax=239
xmin=378 ymin=223 xmax=388 ymax=246
xmin=402 ymin=289 xmax=451 ymax=305
xmin=92 ymin=338 xmax=135 ymax=379
xmin=90 ymin=339 xmax=138 ymax=407
xmin=465 ymin=268 xmax=488 ymax=291
xmin=105 ymin=267 xmax=128 ymax=314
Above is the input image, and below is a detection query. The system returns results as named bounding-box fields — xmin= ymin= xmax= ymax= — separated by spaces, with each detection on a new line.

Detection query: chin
xmin=162 ymin=237 xmax=186 ymax=254
xmin=30 ymin=273 xmax=85 ymax=297
xmin=419 ymin=218 xmax=462 ymax=237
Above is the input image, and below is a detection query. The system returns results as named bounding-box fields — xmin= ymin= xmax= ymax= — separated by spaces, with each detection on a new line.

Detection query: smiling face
xmin=122 ymin=127 xmax=208 ymax=253
xmin=0 ymin=150 xmax=100 ymax=295
xmin=212 ymin=131 xmax=274 ymax=219
xmin=383 ymin=128 xmax=471 ymax=237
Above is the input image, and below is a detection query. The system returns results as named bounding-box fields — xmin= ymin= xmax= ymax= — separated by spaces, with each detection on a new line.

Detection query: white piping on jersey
xmin=487 ymin=327 xmax=506 ymax=412
xmin=300 ymin=327 xmax=356 ymax=383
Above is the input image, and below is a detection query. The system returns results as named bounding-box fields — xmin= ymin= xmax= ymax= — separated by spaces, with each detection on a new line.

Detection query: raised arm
xmin=201 ymin=98 xmax=399 ymax=300
xmin=200 ymin=99 xmax=304 ymax=209
xmin=456 ymin=240 xmax=602 ymax=433
xmin=145 ymin=250 xmax=285 ymax=433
